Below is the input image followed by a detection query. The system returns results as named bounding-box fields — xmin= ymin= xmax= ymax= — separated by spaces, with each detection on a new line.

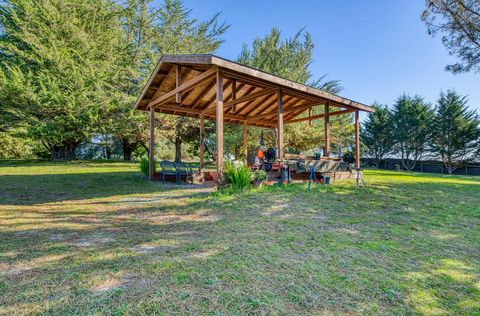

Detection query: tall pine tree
xmin=431 ymin=90 xmax=480 ymax=174
xmin=361 ymin=103 xmax=394 ymax=167
xmin=391 ymin=94 xmax=434 ymax=170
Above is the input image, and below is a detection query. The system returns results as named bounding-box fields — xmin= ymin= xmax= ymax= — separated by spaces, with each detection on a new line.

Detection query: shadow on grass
xmin=1 ymin=166 xmax=479 ymax=314
xmin=0 ymin=171 xmax=210 ymax=205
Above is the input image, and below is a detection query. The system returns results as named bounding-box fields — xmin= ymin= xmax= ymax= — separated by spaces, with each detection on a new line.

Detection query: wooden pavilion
xmin=134 ymin=54 xmax=374 ymax=181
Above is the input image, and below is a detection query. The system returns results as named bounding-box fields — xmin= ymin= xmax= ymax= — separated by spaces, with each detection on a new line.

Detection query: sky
xmin=175 ymin=0 xmax=479 ymax=119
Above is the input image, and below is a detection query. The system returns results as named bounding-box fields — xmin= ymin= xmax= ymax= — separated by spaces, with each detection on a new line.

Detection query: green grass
xmin=0 ymin=160 xmax=479 ymax=315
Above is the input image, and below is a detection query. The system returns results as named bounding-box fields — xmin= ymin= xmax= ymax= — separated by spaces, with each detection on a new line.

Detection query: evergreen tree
xmin=150 ymin=0 xmax=228 ymax=162
xmin=101 ymin=0 xmax=166 ymax=161
xmin=361 ymin=103 xmax=394 ymax=167
xmin=391 ymin=94 xmax=434 ymax=170
xmin=431 ymin=90 xmax=480 ymax=174
xmin=235 ymin=28 xmax=345 ymax=155
xmin=0 ymin=0 xmax=124 ymax=159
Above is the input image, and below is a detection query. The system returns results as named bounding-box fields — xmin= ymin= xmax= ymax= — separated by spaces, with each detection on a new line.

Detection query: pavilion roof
xmin=134 ymin=54 xmax=374 ymax=128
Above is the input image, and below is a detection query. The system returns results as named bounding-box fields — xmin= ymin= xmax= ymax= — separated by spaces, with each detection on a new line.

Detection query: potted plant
xmin=253 ymin=170 xmax=267 ymax=188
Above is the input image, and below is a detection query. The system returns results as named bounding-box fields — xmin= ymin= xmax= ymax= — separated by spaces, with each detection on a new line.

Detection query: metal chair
xmin=175 ymin=162 xmax=194 ymax=183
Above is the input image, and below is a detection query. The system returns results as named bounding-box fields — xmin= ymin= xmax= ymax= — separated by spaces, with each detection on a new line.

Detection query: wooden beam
xmin=277 ymin=89 xmax=284 ymax=160
xmin=241 ymin=91 xmax=280 ymax=117
xmin=247 ymin=95 xmax=301 ymax=122
xmin=250 ymin=100 xmax=318 ymax=120
xmin=232 ymin=79 xmax=237 ymax=113
xmin=285 ymin=109 xmax=354 ymax=124
xmin=149 ymin=67 xmax=216 ymax=108
xmin=224 ymin=87 xmax=277 ymax=108
xmin=149 ymin=106 xmax=155 ymax=180
xmin=225 ymin=83 xmax=246 ymax=114
xmin=216 ymin=69 xmax=224 ymax=182
xmin=200 ymin=80 xmax=233 ymax=114
xmin=191 ymin=78 xmax=216 ymax=109
xmin=324 ymin=103 xmax=330 ymax=157
xmin=175 ymin=65 xmax=182 ymax=103
xmin=200 ymin=114 xmax=205 ymax=170
xmin=243 ymin=121 xmax=248 ymax=162
xmin=153 ymin=103 xmax=276 ymax=127
xmin=355 ymin=110 xmax=360 ymax=169
xmin=229 ymin=86 xmax=257 ymax=115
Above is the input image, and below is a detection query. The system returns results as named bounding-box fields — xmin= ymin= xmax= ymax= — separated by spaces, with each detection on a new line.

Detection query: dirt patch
xmin=70 ymin=232 xmax=116 ymax=247
xmin=262 ymin=200 xmax=289 ymax=216
xmin=133 ymin=244 xmax=177 ymax=254
xmin=49 ymin=232 xmax=78 ymax=241
xmin=90 ymin=277 xmax=123 ymax=293
xmin=191 ymin=248 xmax=222 ymax=258
xmin=1 ymin=254 xmax=68 ymax=277
xmin=90 ymin=274 xmax=150 ymax=294
xmin=330 ymin=227 xmax=359 ymax=235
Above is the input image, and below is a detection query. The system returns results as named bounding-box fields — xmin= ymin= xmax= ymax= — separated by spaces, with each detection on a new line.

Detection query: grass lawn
xmin=0 ymin=160 xmax=479 ymax=315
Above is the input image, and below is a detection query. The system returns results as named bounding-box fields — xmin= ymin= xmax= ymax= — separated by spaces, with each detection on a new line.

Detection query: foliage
xmin=152 ymin=0 xmax=228 ymax=162
xmin=139 ymin=157 xmax=155 ymax=176
xmin=391 ymin=94 xmax=434 ymax=170
xmin=253 ymin=169 xmax=267 ymax=182
xmin=422 ymin=0 xmax=480 ymax=73
xmin=238 ymin=28 xmax=315 ymax=85
xmin=223 ymin=160 xmax=252 ymax=190
xmin=236 ymin=28 xmax=347 ymax=154
xmin=0 ymin=130 xmax=43 ymax=159
xmin=361 ymin=103 xmax=395 ymax=167
xmin=0 ymin=0 xmax=125 ymax=159
xmin=430 ymin=90 xmax=480 ymax=174
xmin=0 ymin=0 xmax=228 ymax=161
xmin=108 ymin=0 xmax=228 ymax=162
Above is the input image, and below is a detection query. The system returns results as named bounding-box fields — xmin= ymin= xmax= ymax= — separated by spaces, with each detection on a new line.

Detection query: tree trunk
xmin=51 ymin=145 xmax=65 ymax=160
xmin=174 ymin=137 xmax=182 ymax=162
xmin=123 ymin=147 xmax=133 ymax=161
xmin=50 ymin=141 xmax=78 ymax=160
xmin=122 ymin=139 xmax=133 ymax=161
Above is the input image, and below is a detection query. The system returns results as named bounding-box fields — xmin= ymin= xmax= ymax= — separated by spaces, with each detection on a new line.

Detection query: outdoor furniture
xmin=159 ymin=161 xmax=177 ymax=183
xmin=175 ymin=162 xmax=194 ymax=183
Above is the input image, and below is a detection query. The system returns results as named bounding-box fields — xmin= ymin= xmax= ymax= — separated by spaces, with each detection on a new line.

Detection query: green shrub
xmin=224 ymin=160 xmax=252 ymax=190
xmin=140 ymin=157 xmax=156 ymax=176
xmin=253 ymin=169 xmax=267 ymax=182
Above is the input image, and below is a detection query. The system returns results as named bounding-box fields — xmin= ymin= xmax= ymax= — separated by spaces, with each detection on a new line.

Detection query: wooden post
xmin=232 ymin=79 xmax=237 ymax=113
xmin=355 ymin=110 xmax=360 ymax=169
xmin=216 ymin=68 xmax=224 ymax=181
xmin=175 ymin=65 xmax=182 ymax=103
xmin=149 ymin=106 xmax=155 ymax=180
xmin=324 ymin=103 xmax=330 ymax=157
xmin=308 ymin=108 xmax=312 ymax=126
xmin=277 ymin=89 xmax=284 ymax=160
xmin=199 ymin=114 xmax=205 ymax=170
xmin=243 ymin=121 xmax=248 ymax=162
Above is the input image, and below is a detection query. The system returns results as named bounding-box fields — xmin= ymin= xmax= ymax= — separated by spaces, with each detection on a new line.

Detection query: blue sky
xmin=176 ymin=0 xmax=479 ymax=118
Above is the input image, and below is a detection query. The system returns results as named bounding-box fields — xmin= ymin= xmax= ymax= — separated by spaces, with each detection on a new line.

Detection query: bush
xmin=224 ymin=160 xmax=252 ymax=190
xmin=140 ymin=157 xmax=156 ymax=176
xmin=253 ymin=169 xmax=267 ymax=182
